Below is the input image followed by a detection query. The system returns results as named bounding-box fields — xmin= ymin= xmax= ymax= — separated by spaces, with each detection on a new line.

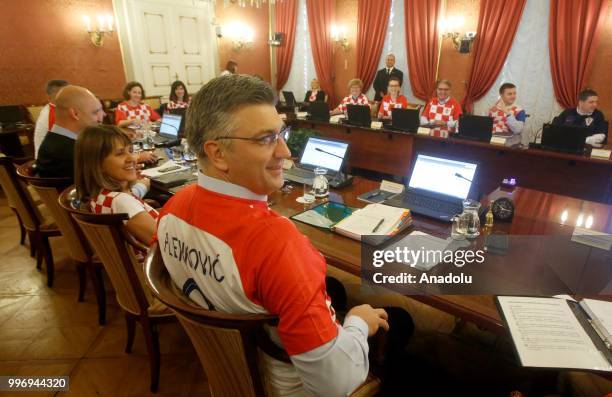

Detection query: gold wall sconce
xmin=224 ymin=22 xmax=255 ymax=52
xmin=331 ymin=25 xmax=349 ymax=52
xmin=440 ymin=16 xmax=476 ymax=53
xmin=83 ymin=15 xmax=114 ymax=47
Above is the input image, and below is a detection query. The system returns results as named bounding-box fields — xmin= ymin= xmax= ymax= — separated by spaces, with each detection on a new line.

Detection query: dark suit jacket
xmin=373 ymin=67 xmax=404 ymax=101
xmin=303 ymin=90 xmax=327 ymax=103
xmin=36 ymin=131 xmax=75 ymax=183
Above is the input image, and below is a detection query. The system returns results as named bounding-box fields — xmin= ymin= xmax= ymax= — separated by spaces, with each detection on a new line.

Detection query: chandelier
xmin=222 ymin=0 xmax=280 ymax=8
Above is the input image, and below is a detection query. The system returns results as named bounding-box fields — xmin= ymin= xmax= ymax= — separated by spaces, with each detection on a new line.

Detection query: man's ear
xmin=203 ymin=141 xmax=229 ymax=172
xmin=68 ymin=107 xmax=79 ymax=121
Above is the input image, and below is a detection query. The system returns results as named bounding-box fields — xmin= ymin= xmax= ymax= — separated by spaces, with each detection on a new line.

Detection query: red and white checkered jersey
xmin=422 ymin=97 xmax=462 ymax=137
xmin=156 ymin=176 xmax=338 ymax=356
xmin=334 ymin=94 xmax=369 ymax=113
xmin=166 ymin=99 xmax=190 ymax=111
xmin=114 ymin=102 xmax=161 ymax=125
xmin=378 ymin=94 xmax=409 ymax=118
xmin=488 ymin=104 xmax=525 ymax=134
xmin=90 ymin=189 xmax=158 ymax=220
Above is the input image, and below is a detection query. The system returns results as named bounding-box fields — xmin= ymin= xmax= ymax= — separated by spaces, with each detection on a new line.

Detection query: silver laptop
xmin=385 ymin=154 xmax=478 ymax=221
xmin=154 ymin=113 xmax=182 ymax=144
xmin=284 ymin=137 xmax=349 ymax=187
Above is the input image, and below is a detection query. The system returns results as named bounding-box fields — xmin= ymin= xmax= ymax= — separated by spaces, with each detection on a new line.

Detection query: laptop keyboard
xmin=387 ymin=192 xmax=463 ymax=220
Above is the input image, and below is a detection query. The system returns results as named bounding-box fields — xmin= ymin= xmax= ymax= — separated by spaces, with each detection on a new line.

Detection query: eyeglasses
xmin=216 ymin=126 xmax=291 ymax=147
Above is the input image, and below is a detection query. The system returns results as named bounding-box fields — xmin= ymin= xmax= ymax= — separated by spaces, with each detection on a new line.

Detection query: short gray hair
xmin=186 ymin=74 xmax=275 ymax=160
xmin=45 ymin=79 xmax=68 ymax=95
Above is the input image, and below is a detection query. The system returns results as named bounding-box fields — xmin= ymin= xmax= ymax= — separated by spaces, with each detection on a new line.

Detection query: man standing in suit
xmin=37 ymin=85 xmax=105 ymax=182
xmin=373 ymin=53 xmax=404 ymax=102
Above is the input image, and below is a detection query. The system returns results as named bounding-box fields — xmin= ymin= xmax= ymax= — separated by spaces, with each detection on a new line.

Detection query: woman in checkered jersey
xmin=115 ymin=81 xmax=161 ymax=129
xmin=75 ymin=125 xmax=159 ymax=246
xmin=166 ymin=80 xmax=191 ymax=111
xmin=420 ymin=79 xmax=463 ymax=138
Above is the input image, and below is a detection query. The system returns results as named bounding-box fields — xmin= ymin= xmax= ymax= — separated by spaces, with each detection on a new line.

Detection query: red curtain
xmin=462 ymin=0 xmax=526 ymax=113
xmin=549 ymin=0 xmax=609 ymax=108
xmin=356 ymin=0 xmax=391 ymax=93
xmin=404 ymin=0 xmax=441 ymax=101
xmin=306 ymin=0 xmax=336 ymax=106
xmin=275 ymin=0 xmax=298 ymax=90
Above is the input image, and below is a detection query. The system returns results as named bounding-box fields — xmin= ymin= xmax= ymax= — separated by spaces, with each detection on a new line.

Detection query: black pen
xmin=372 ymin=218 xmax=385 ymax=233
xmin=366 ymin=191 xmax=381 ymax=199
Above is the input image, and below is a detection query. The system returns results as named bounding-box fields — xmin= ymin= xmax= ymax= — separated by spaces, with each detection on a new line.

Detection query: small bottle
xmin=485 ymin=207 xmax=494 ymax=228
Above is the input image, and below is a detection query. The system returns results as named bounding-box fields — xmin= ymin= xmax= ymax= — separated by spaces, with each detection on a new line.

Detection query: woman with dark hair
xmin=220 ymin=60 xmax=238 ymax=76
xmin=75 ymin=125 xmax=157 ymax=245
xmin=167 ymin=80 xmax=190 ymax=111
xmin=114 ymin=81 xmax=161 ymax=128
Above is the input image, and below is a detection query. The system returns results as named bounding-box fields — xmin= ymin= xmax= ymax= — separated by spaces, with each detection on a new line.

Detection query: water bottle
xmin=312 ymin=168 xmax=329 ymax=198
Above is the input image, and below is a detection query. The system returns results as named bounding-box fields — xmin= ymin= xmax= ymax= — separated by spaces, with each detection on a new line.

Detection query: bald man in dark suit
xmin=373 ymin=54 xmax=404 ymax=102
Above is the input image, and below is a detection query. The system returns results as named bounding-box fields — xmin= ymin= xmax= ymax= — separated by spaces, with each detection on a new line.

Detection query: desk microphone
xmin=454 ymin=173 xmax=472 ymax=183
xmin=315 ymin=147 xmax=343 ymax=159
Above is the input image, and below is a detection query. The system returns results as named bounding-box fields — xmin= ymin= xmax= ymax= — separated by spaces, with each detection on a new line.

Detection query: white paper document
xmin=140 ymin=160 xmax=189 ymax=178
xmin=497 ymin=296 xmax=611 ymax=371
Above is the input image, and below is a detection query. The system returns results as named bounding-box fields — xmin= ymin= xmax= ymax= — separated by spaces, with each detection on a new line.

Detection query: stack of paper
xmin=332 ymin=203 xmax=411 ymax=241
xmin=140 ymin=160 xmax=189 ymax=178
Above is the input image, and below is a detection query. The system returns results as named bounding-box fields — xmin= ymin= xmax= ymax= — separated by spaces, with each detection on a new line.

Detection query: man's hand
xmin=585 ymin=133 xmax=606 ymax=146
xmin=138 ymin=151 xmax=158 ymax=164
xmin=346 ymin=304 xmax=389 ymax=337
xmin=434 ymin=120 xmax=446 ymax=126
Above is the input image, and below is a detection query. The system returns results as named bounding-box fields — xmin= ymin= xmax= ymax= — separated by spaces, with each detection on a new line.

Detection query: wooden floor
xmin=0 ymin=198 xmax=210 ymax=397
xmin=2 ymin=195 xmax=606 ymax=396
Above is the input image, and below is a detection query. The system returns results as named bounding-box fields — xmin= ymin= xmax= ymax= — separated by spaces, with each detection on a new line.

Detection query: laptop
xmin=387 ymin=108 xmax=420 ymax=133
xmin=153 ymin=113 xmax=182 ymax=144
xmin=456 ymin=115 xmax=494 ymax=142
xmin=385 ymin=154 xmax=478 ymax=222
xmin=541 ymin=124 xmax=590 ymax=154
xmin=284 ymin=137 xmax=353 ymax=188
xmin=282 ymin=91 xmax=298 ymax=107
xmin=307 ymin=102 xmax=330 ymax=122
xmin=344 ymin=104 xmax=371 ymax=127
xmin=0 ymin=105 xmax=26 ymax=127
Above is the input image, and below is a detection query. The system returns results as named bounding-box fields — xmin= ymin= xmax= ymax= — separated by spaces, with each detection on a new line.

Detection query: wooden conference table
xmin=289 ymin=118 xmax=612 ymax=205
xmin=154 ymin=171 xmax=612 ymax=336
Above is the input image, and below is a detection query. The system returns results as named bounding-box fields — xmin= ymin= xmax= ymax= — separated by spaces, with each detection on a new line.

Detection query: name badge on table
xmin=371 ymin=121 xmax=383 ymax=129
xmin=417 ymin=127 xmax=431 ymax=135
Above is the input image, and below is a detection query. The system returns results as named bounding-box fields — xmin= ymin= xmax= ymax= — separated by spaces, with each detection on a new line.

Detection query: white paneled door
xmin=113 ymin=0 xmax=218 ymax=98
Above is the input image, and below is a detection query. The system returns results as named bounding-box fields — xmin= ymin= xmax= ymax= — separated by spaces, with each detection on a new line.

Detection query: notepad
xmin=496 ymin=296 xmax=612 ymax=372
xmin=332 ymin=203 xmax=411 ymax=241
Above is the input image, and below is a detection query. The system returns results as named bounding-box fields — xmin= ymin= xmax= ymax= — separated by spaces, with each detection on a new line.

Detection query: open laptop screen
xmin=409 ymin=154 xmax=477 ymax=199
xmin=300 ymin=137 xmax=348 ymax=172
xmin=159 ymin=114 xmax=181 ymax=137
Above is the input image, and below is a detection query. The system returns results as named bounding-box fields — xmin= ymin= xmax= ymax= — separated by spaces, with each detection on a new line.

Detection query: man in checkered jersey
xmin=157 ymin=75 xmax=413 ymax=397
xmin=420 ymin=79 xmax=463 ymax=137
xmin=488 ymin=83 xmax=526 ymax=136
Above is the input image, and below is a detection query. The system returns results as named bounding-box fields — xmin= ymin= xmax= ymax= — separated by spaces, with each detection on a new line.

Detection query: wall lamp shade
xmin=83 ymin=14 xmax=114 ymax=47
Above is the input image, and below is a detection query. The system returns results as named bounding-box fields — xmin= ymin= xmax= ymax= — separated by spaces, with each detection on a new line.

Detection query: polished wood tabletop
xmin=266 ymin=178 xmax=612 ymax=335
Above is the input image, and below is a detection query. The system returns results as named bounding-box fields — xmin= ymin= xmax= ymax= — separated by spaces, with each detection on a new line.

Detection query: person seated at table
xmin=377 ymin=76 xmax=409 ymax=120
xmin=303 ymin=78 xmax=328 ymax=103
xmin=553 ymin=88 xmax=608 ymax=146
xmin=75 ymin=125 xmax=157 ymax=245
xmin=488 ymin=83 xmax=526 ymax=136
xmin=157 ymin=74 xmax=414 ymax=397
xmin=220 ymin=60 xmax=238 ymax=76
xmin=166 ymin=80 xmax=190 ymax=111
xmin=37 ymin=85 xmax=105 ymax=183
xmin=114 ymin=81 xmax=161 ymax=128
xmin=34 ymin=79 xmax=68 ymax=157
xmin=330 ymin=78 xmax=369 ymax=115
xmin=420 ymin=79 xmax=462 ymax=138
